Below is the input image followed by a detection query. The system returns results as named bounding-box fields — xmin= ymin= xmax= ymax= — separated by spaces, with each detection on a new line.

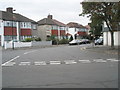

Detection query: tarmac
xmin=1 ymin=45 xmax=120 ymax=56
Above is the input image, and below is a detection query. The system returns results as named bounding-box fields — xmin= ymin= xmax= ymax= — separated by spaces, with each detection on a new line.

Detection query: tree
xmin=80 ymin=1 xmax=120 ymax=48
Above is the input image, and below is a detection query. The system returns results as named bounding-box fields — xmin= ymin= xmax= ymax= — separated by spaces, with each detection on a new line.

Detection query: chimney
xmin=6 ymin=7 xmax=13 ymax=13
xmin=47 ymin=15 xmax=53 ymax=19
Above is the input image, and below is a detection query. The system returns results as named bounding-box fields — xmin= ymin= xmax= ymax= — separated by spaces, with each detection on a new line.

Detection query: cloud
xmin=0 ymin=0 xmax=90 ymax=25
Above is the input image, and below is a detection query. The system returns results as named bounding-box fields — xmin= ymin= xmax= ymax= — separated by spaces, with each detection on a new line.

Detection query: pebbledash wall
xmin=103 ymin=31 xmax=120 ymax=46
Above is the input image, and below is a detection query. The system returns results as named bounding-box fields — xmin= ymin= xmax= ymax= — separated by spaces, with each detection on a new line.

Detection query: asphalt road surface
xmin=2 ymin=45 xmax=119 ymax=88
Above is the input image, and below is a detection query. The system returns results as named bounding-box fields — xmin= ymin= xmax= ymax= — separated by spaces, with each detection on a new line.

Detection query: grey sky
xmin=0 ymin=0 xmax=91 ymax=26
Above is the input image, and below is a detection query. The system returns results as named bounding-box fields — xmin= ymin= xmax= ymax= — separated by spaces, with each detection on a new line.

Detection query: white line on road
xmin=93 ymin=59 xmax=107 ymax=63
xmin=64 ymin=60 xmax=77 ymax=64
xmin=2 ymin=62 xmax=16 ymax=66
xmin=2 ymin=56 xmax=20 ymax=66
xmin=78 ymin=60 xmax=91 ymax=63
xmin=19 ymin=62 xmax=31 ymax=66
xmin=50 ymin=61 xmax=61 ymax=65
xmin=34 ymin=61 xmax=47 ymax=65
xmin=24 ymin=50 xmax=38 ymax=55
xmin=80 ymin=47 xmax=86 ymax=50
xmin=106 ymin=58 xmax=120 ymax=62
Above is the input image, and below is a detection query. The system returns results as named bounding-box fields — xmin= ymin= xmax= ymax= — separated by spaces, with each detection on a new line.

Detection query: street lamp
xmin=12 ymin=9 xmax=16 ymax=50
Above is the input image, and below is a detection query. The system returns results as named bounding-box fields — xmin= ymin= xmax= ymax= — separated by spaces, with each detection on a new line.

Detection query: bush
xmin=59 ymin=39 xmax=69 ymax=44
xmin=46 ymin=38 xmax=52 ymax=41
xmin=24 ymin=38 xmax=33 ymax=42
xmin=35 ymin=37 xmax=41 ymax=41
xmin=52 ymin=39 xmax=59 ymax=45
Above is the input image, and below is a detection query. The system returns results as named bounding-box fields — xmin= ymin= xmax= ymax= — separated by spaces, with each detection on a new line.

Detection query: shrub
xmin=52 ymin=39 xmax=59 ymax=45
xmin=59 ymin=39 xmax=69 ymax=44
xmin=35 ymin=37 xmax=41 ymax=41
xmin=24 ymin=38 xmax=33 ymax=42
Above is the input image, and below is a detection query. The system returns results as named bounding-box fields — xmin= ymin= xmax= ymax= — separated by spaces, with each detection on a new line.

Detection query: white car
xmin=69 ymin=39 xmax=81 ymax=45
xmin=95 ymin=38 xmax=103 ymax=45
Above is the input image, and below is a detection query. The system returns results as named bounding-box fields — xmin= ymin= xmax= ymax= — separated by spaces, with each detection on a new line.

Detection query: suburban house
xmin=85 ymin=25 xmax=91 ymax=35
xmin=0 ymin=7 xmax=38 ymax=46
xmin=66 ymin=22 xmax=88 ymax=40
xmin=103 ymin=23 xmax=120 ymax=46
xmin=37 ymin=15 xmax=67 ymax=41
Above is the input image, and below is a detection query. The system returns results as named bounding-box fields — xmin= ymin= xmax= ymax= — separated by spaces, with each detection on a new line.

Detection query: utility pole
xmin=12 ymin=9 xmax=16 ymax=50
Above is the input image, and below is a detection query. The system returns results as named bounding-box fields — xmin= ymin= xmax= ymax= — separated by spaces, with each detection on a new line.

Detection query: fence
xmin=4 ymin=41 xmax=52 ymax=49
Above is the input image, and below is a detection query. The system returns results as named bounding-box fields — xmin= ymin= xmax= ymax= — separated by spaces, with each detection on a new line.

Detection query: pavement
xmin=85 ymin=45 xmax=120 ymax=56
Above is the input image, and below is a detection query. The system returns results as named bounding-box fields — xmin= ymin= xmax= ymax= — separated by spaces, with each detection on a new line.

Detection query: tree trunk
xmin=110 ymin=31 xmax=114 ymax=49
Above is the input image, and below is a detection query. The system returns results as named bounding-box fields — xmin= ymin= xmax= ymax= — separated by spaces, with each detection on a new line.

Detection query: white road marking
xmin=34 ymin=61 xmax=47 ymax=65
xmin=107 ymin=58 xmax=116 ymax=61
xmin=64 ymin=60 xmax=77 ymax=64
xmin=2 ymin=62 xmax=16 ymax=66
xmin=106 ymin=58 xmax=120 ymax=62
xmin=2 ymin=56 xmax=20 ymax=66
xmin=24 ymin=50 xmax=37 ymax=55
xmin=50 ymin=61 xmax=61 ymax=65
xmin=19 ymin=62 xmax=31 ymax=66
xmin=79 ymin=60 xmax=91 ymax=63
xmin=80 ymin=47 xmax=86 ymax=50
xmin=93 ymin=59 xmax=107 ymax=63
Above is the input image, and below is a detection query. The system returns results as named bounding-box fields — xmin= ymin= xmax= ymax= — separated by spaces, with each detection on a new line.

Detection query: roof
xmin=53 ymin=19 xmax=66 ymax=27
xmin=67 ymin=22 xmax=86 ymax=28
xmin=37 ymin=18 xmax=56 ymax=25
xmin=1 ymin=11 xmax=37 ymax=23
xmin=85 ymin=25 xmax=91 ymax=29
xmin=37 ymin=17 xmax=66 ymax=27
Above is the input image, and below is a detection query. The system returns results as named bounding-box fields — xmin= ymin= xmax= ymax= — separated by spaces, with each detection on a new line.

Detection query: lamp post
xmin=12 ymin=9 xmax=16 ymax=50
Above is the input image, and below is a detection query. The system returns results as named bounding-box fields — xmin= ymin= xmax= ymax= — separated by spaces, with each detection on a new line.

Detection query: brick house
xmin=66 ymin=22 xmax=88 ymax=40
xmin=0 ymin=7 xmax=38 ymax=46
xmin=37 ymin=15 xmax=67 ymax=41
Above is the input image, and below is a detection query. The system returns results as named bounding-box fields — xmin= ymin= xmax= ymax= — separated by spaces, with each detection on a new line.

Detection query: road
xmin=2 ymin=44 xmax=119 ymax=88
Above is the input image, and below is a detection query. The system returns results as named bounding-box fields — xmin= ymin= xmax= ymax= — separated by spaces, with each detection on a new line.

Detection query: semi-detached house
xmin=37 ymin=15 xmax=67 ymax=41
xmin=0 ymin=7 xmax=38 ymax=46
xmin=66 ymin=22 xmax=88 ymax=40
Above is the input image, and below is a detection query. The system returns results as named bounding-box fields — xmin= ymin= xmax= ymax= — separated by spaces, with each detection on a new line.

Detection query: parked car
xmin=69 ymin=39 xmax=90 ymax=45
xmin=95 ymin=38 xmax=103 ymax=45
xmin=69 ymin=39 xmax=81 ymax=45
xmin=80 ymin=39 xmax=90 ymax=44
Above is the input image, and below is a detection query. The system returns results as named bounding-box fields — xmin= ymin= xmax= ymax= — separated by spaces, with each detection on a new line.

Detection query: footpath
xmin=1 ymin=45 xmax=66 ymax=51
xmin=85 ymin=45 xmax=120 ymax=55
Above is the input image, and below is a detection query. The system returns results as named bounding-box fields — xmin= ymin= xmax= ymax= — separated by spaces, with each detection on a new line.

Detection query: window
xmin=4 ymin=36 xmax=17 ymax=41
xmin=20 ymin=22 xmax=31 ymax=28
xmin=60 ymin=27 xmax=65 ymax=30
xmin=52 ymin=25 xmax=58 ymax=30
xmin=4 ymin=21 xmax=16 ymax=27
xmin=32 ymin=24 xmax=37 ymax=30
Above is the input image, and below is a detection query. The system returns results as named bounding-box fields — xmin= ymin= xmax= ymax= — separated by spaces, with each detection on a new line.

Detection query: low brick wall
xmin=4 ymin=41 xmax=52 ymax=49
xmin=32 ymin=41 xmax=52 ymax=47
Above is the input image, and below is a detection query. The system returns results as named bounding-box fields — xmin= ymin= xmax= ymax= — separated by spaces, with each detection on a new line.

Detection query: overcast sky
xmin=0 ymin=0 xmax=91 ymax=26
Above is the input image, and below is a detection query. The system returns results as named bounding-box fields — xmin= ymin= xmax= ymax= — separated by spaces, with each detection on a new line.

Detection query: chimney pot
xmin=48 ymin=15 xmax=53 ymax=19
xmin=6 ymin=7 xmax=13 ymax=13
